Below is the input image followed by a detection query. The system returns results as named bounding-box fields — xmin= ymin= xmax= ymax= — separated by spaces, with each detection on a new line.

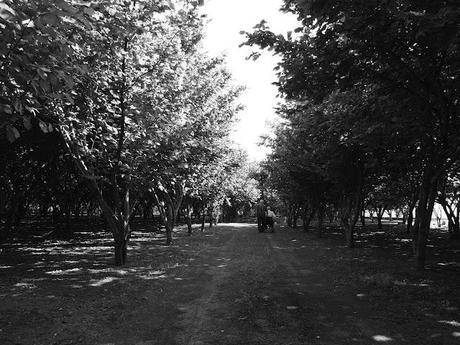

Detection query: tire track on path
xmin=175 ymin=226 xmax=244 ymax=345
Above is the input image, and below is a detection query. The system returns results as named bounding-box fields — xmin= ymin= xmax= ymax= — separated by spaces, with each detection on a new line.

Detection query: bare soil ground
xmin=0 ymin=222 xmax=459 ymax=345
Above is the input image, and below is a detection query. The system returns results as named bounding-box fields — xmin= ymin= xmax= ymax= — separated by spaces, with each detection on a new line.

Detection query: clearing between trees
xmin=0 ymin=223 xmax=459 ymax=345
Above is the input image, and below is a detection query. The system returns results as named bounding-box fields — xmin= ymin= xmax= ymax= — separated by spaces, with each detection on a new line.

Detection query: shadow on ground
xmin=0 ymin=221 xmax=459 ymax=345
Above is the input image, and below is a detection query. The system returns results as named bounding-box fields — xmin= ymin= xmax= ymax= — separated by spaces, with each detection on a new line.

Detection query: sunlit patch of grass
xmin=272 ymin=246 xmax=290 ymax=250
xmin=216 ymin=223 xmax=255 ymax=229
xmin=87 ymin=268 xmax=128 ymax=275
xmin=89 ymin=276 xmax=119 ymax=287
xmin=436 ymin=262 xmax=460 ymax=268
xmin=14 ymin=282 xmax=37 ymax=289
xmin=157 ymin=262 xmax=184 ymax=270
xmin=372 ymin=335 xmax=393 ymax=342
xmin=139 ymin=273 xmax=169 ymax=280
xmin=46 ymin=268 xmax=83 ymax=275
xmin=438 ymin=320 xmax=460 ymax=327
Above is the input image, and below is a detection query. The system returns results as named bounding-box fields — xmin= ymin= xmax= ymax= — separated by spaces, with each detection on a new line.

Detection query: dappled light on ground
xmin=372 ymin=335 xmax=393 ymax=342
xmin=0 ymin=228 xmax=204 ymax=295
xmin=218 ymin=222 xmax=255 ymax=229
xmin=0 ymin=223 xmax=459 ymax=345
xmin=438 ymin=320 xmax=460 ymax=327
xmin=89 ymin=277 xmax=120 ymax=287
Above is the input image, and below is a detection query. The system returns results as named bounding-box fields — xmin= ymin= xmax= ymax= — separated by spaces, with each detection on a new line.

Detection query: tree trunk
xmin=342 ymin=189 xmax=362 ymax=248
xmin=151 ymin=182 xmax=184 ymax=246
xmin=100 ymin=206 xmax=130 ymax=266
xmin=316 ymin=203 xmax=325 ymax=238
xmin=345 ymin=222 xmax=354 ymax=248
xmin=293 ymin=215 xmax=298 ymax=228
xmin=142 ymin=200 xmax=153 ymax=222
xmin=287 ymin=203 xmax=293 ymax=227
xmin=376 ymin=207 xmax=385 ymax=230
xmin=74 ymin=201 xmax=82 ymax=220
xmin=303 ymin=206 xmax=317 ymax=232
xmin=114 ymin=229 xmax=128 ymax=266
xmin=215 ymin=209 xmax=220 ymax=225
xmin=109 ymin=190 xmax=132 ymax=266
xmin=406 ymin=210 xmax=414 ymax=234
xmin=13 ymin=193 xmax=26 ymax=226
xmin=413 ymin=172 xmax=438 ymax=271
xmin=456 ymin=208 xmax=460 ymax=239
xmin=327 ymin=208 xmax=335 ymax=224
xmin=209 ymin=207 xmax=213 ymax=228
xmin=451 ymin=204 xmax=460 ymax=239
xmin=5 ymin=192 xmax=21 ymax=233
xmin=187 ymin=216 xmax=192 ymax=234
xmin=201 ymin=213 xmax=205 ymax=232
xmin=450 ymin=222 xmax=460 ymax=239
xmin=65 ymin=206 xmax=72 ymax=233
xmin=406 ymin=203 xmax=415 ymax=234
xmin=441 ymin=200 xmax=460 ymax=240
xmin=165 ymin=217 xmax=173 ymax=246
xmin=302 ymin=215 xmax=308 ymax=232
xmin=186 ymin=204 xmax=192 ymax=235
xmin=61 ymin=130 xmax=134 ymax=266
xmin=346 ymin=202 xmax=361 ymax=248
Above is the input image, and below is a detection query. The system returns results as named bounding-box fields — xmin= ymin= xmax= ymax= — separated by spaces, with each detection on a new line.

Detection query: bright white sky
xmin=200 ymin=0 xmax=298 ymax=161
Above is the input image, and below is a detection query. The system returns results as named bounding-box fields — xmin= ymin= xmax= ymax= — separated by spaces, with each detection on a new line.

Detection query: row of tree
xmin=245 ymin=0 xmax=459 ymax=270
xmin=0 ymin=0 xmax=257 ymax=265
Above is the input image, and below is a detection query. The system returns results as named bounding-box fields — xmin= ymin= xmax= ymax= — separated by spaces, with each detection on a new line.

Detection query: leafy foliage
xmin=244 ymin=0 xmax=460 ymax=268
xmin=0 ymin=0 xmax=245 ymax=265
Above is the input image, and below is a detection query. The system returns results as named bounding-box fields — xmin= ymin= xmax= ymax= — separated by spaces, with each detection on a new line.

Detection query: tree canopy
xmin=243 ymin=0 xmax=460 ymax=269
xmin=0 ymin=0 xmax=247 ymax=265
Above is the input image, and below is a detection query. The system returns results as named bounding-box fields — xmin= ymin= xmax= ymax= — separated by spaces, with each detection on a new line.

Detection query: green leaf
xmin=6 ymin=125 xmax=20 ymax=142
xmin=41 ymin=13 xmax=59 ymax=26
xmin=55 ymin=0 xmax=79 ymax=14
xmin=1 ymin=104 xmax=12 ymax=114
xmin=167 ymin=0 xmax=176 ymax=10
xmin=0 ymin=3 xmax=16 ymax=22
xmin=38 ymin=120 xmax=48 ymax=133
xmin=83 ymin=7 xmax=95 ymax=16
xmin=23 ymin=116 xmax=32 ymax=130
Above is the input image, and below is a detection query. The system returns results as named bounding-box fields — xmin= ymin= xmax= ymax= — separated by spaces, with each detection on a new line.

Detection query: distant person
xmin=265 ymin=206 xmax=276 ymax=232
xmin=256 ymin=199 xmax=266 ymax=232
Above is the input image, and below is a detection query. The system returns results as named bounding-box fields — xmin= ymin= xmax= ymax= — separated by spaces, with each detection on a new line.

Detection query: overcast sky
xmin=200 ymin=0 xmax=298 ymax=161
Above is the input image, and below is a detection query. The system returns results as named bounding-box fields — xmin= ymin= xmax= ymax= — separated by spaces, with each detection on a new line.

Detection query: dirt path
xmin=172 ymin=224 xmax=459 ymax=345
xmin=1 ymin=223 xmax=459 ymax=345
xmin=172 ymin=225 xmax=377 ymax=345
xmin=173 ymin=224 xmax=460 ymax=345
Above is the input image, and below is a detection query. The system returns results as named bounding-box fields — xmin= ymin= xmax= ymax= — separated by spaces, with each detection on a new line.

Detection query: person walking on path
xmin=256 ymin=199 xmax=266 ymax=232
xmin=265 ymin=206 xmax=277 ymax=232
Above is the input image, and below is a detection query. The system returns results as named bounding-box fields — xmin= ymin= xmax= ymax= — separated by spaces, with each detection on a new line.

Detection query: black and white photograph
xmin=0 ymin=0 xmax=459 ymax=344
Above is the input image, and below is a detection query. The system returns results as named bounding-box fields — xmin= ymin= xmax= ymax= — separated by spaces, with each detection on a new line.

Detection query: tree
xmin=244 ymin=0 xmax=459 ymax=269
xmin=1 ymin=0 xmax=234 ymax=264
xmin=438 ymin=175 xmax=460 ymax=239
xmin=136 ymin=42 xmax=243 ymax=243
